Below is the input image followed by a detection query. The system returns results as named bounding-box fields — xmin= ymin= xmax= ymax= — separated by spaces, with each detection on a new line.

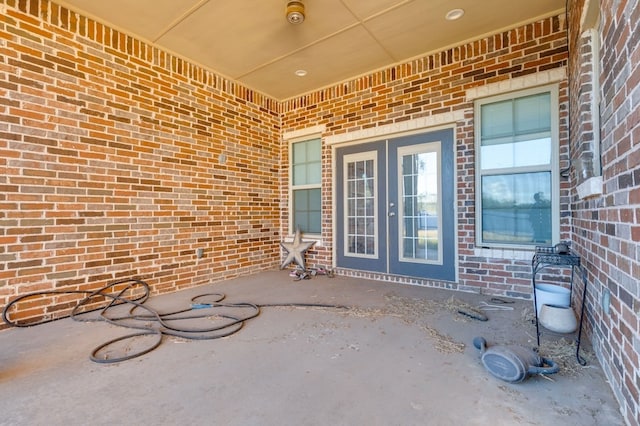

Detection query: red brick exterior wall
xmin=2 ymin=0 xmax=637 ymax=422
xmin=568 ymin=0 xmax=640 ymax=424
xmin=0 ymin=2 xmax=572 ymax=317
xmin=0 ymin=0 xmax=282 ymax=326
xmin=281 ymin=15 xmax=570 ymax=298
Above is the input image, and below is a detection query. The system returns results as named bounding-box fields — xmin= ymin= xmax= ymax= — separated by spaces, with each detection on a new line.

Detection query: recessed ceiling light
xmin=445 ymin=8 xmax=465 ymax=21
xmin=294 ymin=69 xmax=307 ymax=77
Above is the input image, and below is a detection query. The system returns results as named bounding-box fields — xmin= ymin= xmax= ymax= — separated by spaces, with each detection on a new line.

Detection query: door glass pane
xmin=400 ymin=150 xmax=439 ymax=262
xmin=481 ymin=172 xmax=551 ymax=244
xmin=345 ymin=157 xmax=376 ymax=256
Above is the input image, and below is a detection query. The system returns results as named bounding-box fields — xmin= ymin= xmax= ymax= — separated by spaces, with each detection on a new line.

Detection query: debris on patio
xmin=340 ymin=293 xmax=466 ymax=354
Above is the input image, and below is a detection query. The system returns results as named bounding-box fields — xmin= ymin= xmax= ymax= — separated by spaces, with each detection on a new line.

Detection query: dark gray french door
xmin=335 ymin=129 xmax=456 ymax=281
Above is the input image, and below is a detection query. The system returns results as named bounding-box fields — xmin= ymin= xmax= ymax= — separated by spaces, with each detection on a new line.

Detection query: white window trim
xmin=288 ymin=133 xmax=323 ymax=240
xmin=283 ymin=125 xmax=325 ymax=142
xmin=576 ymin=27 xmax=602 ymax=200
xmin=576 ymin=5 xmax=603 ymax=200
xmin=325 ymin=112 xmax=465 ymax=146
xmin=474 ymin=84 xmax=560 ymax=250
xmin=466 ymin=68 xmax=566 ymax=101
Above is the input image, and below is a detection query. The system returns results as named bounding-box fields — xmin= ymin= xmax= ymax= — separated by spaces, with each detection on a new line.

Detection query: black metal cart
xmin=531 ymin=245 xmax=588 ymax=365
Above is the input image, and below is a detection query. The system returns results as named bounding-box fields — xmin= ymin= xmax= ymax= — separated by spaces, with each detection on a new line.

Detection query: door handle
xmin=389 ymin=212 xmax=396 ymax=217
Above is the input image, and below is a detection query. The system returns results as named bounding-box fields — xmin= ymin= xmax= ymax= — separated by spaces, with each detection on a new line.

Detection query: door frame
xmin=331 ymin=125 xmax=459 ymax=282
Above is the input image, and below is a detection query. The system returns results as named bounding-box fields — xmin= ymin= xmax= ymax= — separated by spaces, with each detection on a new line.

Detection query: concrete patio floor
xmin=0 ymin=271 xmax=624 ymax=425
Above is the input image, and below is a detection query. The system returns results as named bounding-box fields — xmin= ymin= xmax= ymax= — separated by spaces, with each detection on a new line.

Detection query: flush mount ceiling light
xmin=294 ymin=69 xmax=307 ymax=77
xmin=286 ymin=1 xmax=305 ymax=24
xmin=445 ymin=8 xmax=465 ymax=21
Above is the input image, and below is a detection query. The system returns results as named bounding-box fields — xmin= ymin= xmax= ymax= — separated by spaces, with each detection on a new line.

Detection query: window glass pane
xmin=365 ymin=199 xmax=374 ymax=216
xmin=307 ymin=164 xmax=321 ymax=184
xmin=294 ymin=187 xmax=308 ymax=210
xmin=293 ymin=188 xmax=321 ymax=234
xmin=295 ymin=215 xmax=308 ymax=233
xmin=365 ymin=178 xmax=374 ymax=197
xmin=347 ymin=162 xmax=355 ymax=179
xmin=293 ymin=165 xmax=306 ymax=185
xmin=481 ymin=172 xmax=551 ymax=245
xmin=365 ymin=237 xmax=375 ymax=255
xmin=348 ymin=236 xmax=356 ymax=252
xmin=481 ymin=100 xmax=513 ymax=139
xmin=348 ymin=181 xmax=356 ymax=198
xmin=307 ymin=140 xmax=322 ymax=185
xmin=292 ymin=139 xmax=321 ymax=185
xmin=481 ymin=137 xmax=551 ymax=169
xmin=403 ymin=175 xmax=414 ymax=196
xmin=515 ymin=93 xmax=550 ymax=135
xmin=308 ymin=212 xmax=321 ymax=233
xmin=293 ymin=142 xmax=306 ymax=164
xmin=309 ymin=190 xmax=321 ymax=210
xmin=292 ymin=164 xmax=306 ymax=185
xmin=365 ymin=160 xmax=373 ymax=178
xmin=402 ymin=155 xmax=413 ymax=174
xmin=307 ymin=139 xmax=321 ymax=160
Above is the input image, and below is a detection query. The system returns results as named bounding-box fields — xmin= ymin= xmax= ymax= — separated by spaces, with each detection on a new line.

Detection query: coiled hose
xmin=2 ymin=278 xmax=347 ymax=364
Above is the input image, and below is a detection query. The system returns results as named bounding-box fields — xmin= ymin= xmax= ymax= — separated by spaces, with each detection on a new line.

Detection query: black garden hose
xmin=2 ymin=278 xmax=348 ymax=364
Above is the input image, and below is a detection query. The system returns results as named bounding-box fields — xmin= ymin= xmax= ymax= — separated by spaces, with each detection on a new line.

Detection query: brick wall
xmin=568 ymin=0 xmax=640 ymax=424
xmin=2 ymin=1 xmax=637 ymax=422
xmin=0 ymin=1 xmax=573 ymax=329
xmin=0 ymin=0 xmax=282 ymax=327
xmin=281 ymin=14 xmax=570 ymax=297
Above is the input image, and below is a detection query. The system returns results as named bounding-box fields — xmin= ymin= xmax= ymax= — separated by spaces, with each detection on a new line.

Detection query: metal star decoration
xmin=280 ymin=228 xmax=315 ymax=271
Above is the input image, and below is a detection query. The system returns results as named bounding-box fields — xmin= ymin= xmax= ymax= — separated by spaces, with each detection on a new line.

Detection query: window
xmin=290 ymin=138 xmax=322 ymax=234
xmin=475 ymin=86 xmax=559 ymax=247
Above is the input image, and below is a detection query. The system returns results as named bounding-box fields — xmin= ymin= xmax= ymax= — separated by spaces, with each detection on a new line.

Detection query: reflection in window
xmin=293 ymin=188 xmax=321 ymax=234
xmin=291 ymin=138 xmax=321 ymax=234
xmin=481 ymin=172 xmax=551 ymax=244
xmin=401 ymin=150 xmax=439 ymax=261
xmin=476 ymin=88 xmax=557 ymax=247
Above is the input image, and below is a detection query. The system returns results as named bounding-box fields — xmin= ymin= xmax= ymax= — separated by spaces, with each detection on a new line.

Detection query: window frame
xmin=289 ymin=136 xmax=322 ymax=237
xmin=474 ymin=84 xmax=560 ymax=249
xmin=342 ymin=150 xmax=379 ymax=259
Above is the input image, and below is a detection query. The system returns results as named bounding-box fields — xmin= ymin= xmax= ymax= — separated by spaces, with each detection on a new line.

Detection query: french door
xmin=335 ymin=129 xmax=456 ymax=281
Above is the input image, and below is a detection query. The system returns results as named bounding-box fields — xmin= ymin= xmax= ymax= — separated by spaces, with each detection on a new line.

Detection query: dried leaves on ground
xmin=539 ymin=337 xmax=593 ymax=377
xmin=342 ymin=294 xmax=468 ymax=354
